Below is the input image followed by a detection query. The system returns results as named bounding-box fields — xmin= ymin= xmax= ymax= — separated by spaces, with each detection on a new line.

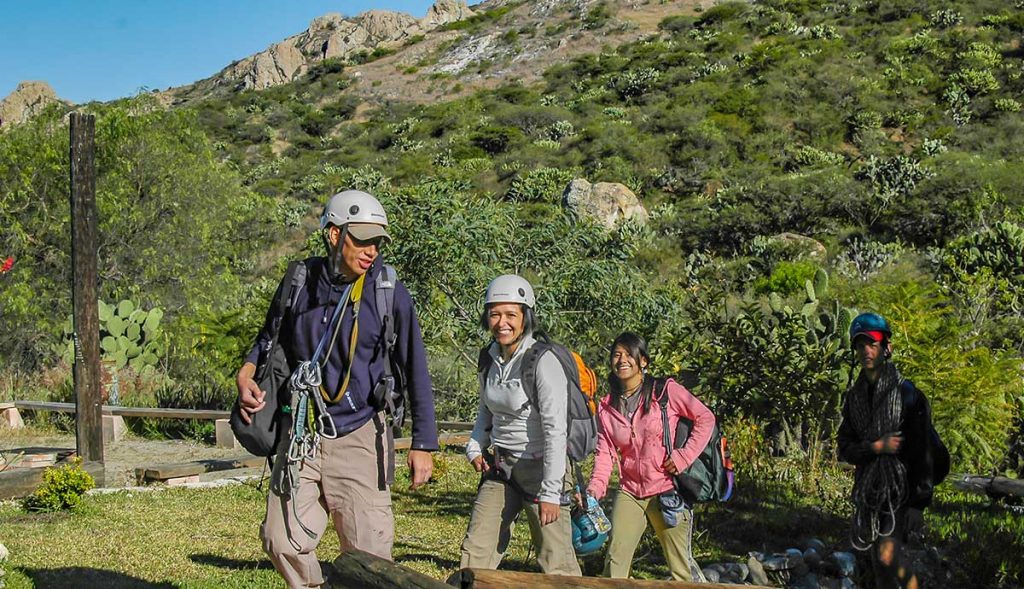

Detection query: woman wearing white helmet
xmin=460 ymin=274 xmax=582 ymax=576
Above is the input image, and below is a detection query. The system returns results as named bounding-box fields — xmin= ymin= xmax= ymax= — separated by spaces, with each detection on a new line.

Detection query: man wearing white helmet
xmin=236 ymin=189 xmax=438 ymax=588
xmin=460 ymin=274 xmax=581 ymax=576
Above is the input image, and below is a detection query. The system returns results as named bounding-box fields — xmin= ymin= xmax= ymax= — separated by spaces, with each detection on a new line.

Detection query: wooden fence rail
xmin=9 ymin=401 xmax=476 ymax=430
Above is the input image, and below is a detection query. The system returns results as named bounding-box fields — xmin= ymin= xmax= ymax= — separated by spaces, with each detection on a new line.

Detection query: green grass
xmin=1 ymin=449 xmax=1022 ymax=588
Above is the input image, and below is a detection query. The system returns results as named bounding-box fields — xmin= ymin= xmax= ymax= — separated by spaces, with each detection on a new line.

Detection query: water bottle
xmin=587 ymin=495 xmax=612 ymax=534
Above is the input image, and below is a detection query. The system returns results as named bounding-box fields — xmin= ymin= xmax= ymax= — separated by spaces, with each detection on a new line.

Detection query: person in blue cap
xmin=837 ymin=312 xmax=949 ymax=589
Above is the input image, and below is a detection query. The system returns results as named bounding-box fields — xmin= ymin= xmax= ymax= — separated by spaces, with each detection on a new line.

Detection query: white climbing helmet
xmin=320 ymin=189 xmax=390 ymax=241
xmin=485 ymin=274 xmax=535 ymax=308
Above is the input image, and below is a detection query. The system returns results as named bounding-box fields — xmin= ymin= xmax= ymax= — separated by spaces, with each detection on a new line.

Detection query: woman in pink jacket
xmin=587 ymin=332 xmax=715 ymax=581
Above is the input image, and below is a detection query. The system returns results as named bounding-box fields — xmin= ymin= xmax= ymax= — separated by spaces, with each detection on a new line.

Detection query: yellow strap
xmin=320 ymin=272 xmax=366 ymax=403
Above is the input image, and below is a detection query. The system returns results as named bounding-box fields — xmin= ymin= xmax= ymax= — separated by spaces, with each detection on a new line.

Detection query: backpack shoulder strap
xmin=658 ymin=379 xmax=673 ymax=457
xmin=278 ymin=260 xmax=306 ymax=318
xmin=520 ymin=341 xmax=550 ymax=408
xmin=477 ymin=345 xmax=493 ymax=379
xmin=256 ymin=261 xmax=305 ymax=383
xmin=375 ymin=264 xmax=398 ymax=353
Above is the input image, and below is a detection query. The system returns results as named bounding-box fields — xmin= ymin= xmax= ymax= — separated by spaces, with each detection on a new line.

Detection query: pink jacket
xmin=587 ymin=378 xmax=715 ymax=500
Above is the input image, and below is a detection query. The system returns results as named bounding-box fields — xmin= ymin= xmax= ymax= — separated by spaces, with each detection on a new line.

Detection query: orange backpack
xmin=570 ymin=350 xmax=598 ymax=415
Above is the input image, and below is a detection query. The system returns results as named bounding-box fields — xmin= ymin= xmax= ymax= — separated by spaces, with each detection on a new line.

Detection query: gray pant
xmin=460 ymin=453 xmax=581 ymax=576
xmin=262 ymin=416 xmax=394 ymax=588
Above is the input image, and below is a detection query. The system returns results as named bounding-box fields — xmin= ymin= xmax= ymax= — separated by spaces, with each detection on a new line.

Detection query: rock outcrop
xmin=223 ymin=41 xmax=307 ymax=91
xmin=217 ymin=0 xmax=473 ymax=91
xmin=423 ymin=0 xmax=475 ymax=27
xmin=562 ymin=178 xmax=649 ymax=230
xmin=0 ymin=81 xmax=65 ymax=128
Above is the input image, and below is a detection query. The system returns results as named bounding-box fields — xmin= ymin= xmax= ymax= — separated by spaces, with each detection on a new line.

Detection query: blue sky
xmin=1 ymin=1 xmax=437 ymax=104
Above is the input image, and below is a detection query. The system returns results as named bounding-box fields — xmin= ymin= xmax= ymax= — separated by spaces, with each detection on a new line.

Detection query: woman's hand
xmin=538 ymin=501 xmax=560 ymax=525
xmin=663 ymin=456 xmax=679 ymax=475
xmin=471 ymin=455 xmax=490 ymax=473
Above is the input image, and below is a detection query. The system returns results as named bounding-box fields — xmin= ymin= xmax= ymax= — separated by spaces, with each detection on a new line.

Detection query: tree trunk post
xmin=69 ymin=112 xmax=103 ymax=464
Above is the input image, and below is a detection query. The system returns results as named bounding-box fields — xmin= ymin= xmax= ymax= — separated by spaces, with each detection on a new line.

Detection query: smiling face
xmin=610 ymin=344 xmax=647 ymax=389
xmin=487 ymin=303 xmax=525 ymax=353
xmin=327 ymin=225 xmax=380 ymax=280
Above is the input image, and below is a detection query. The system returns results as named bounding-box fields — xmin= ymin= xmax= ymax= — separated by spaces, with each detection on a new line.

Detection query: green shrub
xmin=753 ymin=260 xmax=819 ymax=295
xmin=469 ymin=126 xmax=522 ymax=154
xmin=659 ymin=15 xmax=696 ymax=33
xmin=22 ymin=459 xmax=96 ymax=513
xmin=994 ymin=98 xmax=1022 ymax=113
xmin=505 ymin=167 xmax=576 ymax=203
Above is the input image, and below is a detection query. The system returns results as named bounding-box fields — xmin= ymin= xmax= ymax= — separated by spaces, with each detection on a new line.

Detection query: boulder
xmin=562 ymin=178 xmax=648 ymax=230
xmin=829 ymin=551 xmax=857 ymax=577
xmin=804 ymin=538 xmax=828 ymax=554
xmin=747 ymin=553 xmax=770 ymax=585
xmin=803 ymin=547 xmax=823 ymax=570
xmin=723 ymin=562 xmax=749 ymax=581
xmin=0 ymin=81 xmax=64 ymax=128
xmin=770 ymin=232 xmax=827 ymax=259
xmin=702 ymin=568 xmax=720 ymax=583
xmin=0 ymin=540 xmax=7 ymax=561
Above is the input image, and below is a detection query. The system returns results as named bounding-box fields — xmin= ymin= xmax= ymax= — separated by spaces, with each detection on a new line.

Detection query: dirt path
xmin=1 ymin=430 xmax=264 ymax=487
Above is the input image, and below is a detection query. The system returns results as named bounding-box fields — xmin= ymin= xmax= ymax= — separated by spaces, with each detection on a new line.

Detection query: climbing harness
xmin=272 ymin=274 xmax=367 ymax=545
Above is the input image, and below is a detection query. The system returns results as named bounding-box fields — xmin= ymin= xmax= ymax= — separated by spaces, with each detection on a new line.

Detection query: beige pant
xmin=262 ymin=416 xmax=393 ymax=589
xmin=603 ymin=489 xmax=701 ymax=582
xmin=460 ymin=453 xmax=581 ymax=576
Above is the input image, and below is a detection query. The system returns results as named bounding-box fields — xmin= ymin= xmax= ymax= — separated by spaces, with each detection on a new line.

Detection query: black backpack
xmin=477 ymin=333 xmax=598 ymax=488
xmin=656 ymin=378 xmax=735 ymax=504
xmin=230 ymin=260 xmax=306 ymax=457
xmin=230 ymin=259 xmax=405 ymax=456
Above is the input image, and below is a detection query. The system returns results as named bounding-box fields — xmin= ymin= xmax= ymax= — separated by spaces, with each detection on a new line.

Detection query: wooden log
xmin=952 ymin=474 xmax=1024 ymax=499
xmin=69 ymin=112 xmax=104 ymax=464
xmin=134 ymin=455 xmax=266 ymax=484
xmin=0 ymin=460 xmax=104 ymax=500
xmin=453 ymin=569 xmax=775 ymax=589
xmin=331 ymin=549 xmax=451 ymax=589
xmin=394 ymin=433 xmax=470 ymax=451
xmin=436 ymin=421 xmax=474 ymax=431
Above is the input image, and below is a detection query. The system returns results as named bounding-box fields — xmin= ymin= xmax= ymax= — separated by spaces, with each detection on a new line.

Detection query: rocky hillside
xmin=0 ymin=81 xmax=66 ymax=129
xmin=168 ymin=0 xmax=705 ymax=105
xmin=169 ymin=0 xmax=476 ymax=102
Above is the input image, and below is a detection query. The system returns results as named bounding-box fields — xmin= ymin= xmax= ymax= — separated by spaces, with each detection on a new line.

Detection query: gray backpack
xmin=477 ymin=332 xmax=598 ymax=490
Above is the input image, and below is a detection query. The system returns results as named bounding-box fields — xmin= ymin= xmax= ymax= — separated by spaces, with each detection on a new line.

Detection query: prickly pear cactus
xmin=767 ymin=268 xmax=856 ymax=360
xmin=59 ymin=299 xmax=165 ymax=372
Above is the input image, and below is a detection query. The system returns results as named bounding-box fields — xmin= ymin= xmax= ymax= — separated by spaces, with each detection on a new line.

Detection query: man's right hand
xmin=470 ymin=455 xmax=490 ymax=473
xmin=873 ymin=431 xmax=903 ymax=455
xmin=236 ymin=362 xmax=266 ymax=425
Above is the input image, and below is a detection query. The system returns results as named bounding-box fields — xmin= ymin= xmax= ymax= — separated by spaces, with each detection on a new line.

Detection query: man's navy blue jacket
xmin=246 ymin=256 xmax=439 ymax=451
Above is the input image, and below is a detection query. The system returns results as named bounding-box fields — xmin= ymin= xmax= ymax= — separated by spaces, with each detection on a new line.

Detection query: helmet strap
xmin=325 ymin=225 xmax=350 ymax=284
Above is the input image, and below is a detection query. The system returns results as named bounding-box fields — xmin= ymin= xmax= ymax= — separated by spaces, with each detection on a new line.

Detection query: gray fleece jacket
xmin=465 ymin=334 xmax=569 ymax=503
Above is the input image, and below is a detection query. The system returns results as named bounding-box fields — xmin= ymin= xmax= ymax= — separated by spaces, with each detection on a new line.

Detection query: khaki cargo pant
xmin=603 ymin=489 xmax=702 ymax=582
xmin=262 ymin=416 xmax=393 ymax=588
xmin=460 ymin=453 xmax=581 ymax=576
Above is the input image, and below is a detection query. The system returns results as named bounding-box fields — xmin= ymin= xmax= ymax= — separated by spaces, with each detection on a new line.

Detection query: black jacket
xmin=837 ymin=379 xmax=950 ymax=510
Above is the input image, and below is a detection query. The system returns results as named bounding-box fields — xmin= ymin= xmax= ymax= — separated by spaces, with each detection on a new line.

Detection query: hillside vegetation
xmin=2 ymin=0 xmax=1024 ymax=584
xmin=2 ymin=0 xmax=1023 ymax=514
